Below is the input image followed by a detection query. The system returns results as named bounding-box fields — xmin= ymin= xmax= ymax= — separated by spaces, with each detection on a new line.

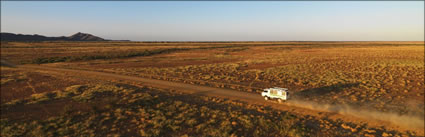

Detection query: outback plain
xmin=1 ymin=41 xmax=424 ymax=136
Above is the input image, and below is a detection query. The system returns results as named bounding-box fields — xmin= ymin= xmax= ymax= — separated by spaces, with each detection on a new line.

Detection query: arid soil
xmin=1 ymin=65 xmax=422 ymax=136
xmin=19 ymin=65 xmax=425 ymax=133
xmin=1 ymin=41 xmax=424 ymax=136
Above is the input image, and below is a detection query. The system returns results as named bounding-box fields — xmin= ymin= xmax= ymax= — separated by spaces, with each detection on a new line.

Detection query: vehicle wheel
xmin=277 ymin=99 xmax=283 ymax=103
xmin=264 ymin=97 xmax=269 ymax=100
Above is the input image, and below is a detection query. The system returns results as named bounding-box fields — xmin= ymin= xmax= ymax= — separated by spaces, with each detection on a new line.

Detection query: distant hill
xmin=1 ymin=32 xmax=108 ymax=42
xmin=67 ymin=32 xmax=105 ymax=41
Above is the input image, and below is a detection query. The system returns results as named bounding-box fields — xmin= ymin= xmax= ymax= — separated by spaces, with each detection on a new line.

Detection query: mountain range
xmin=1 ymin=32 xmax=110 ymax=42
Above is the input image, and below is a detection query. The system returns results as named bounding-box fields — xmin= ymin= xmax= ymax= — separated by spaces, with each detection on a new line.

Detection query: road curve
xmin=22 ymin=65 xmax=263 ymax=103
xmin=19 ymin=65 xmax=421 ymax=134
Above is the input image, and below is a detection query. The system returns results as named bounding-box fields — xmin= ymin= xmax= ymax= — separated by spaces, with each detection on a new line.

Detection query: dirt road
xmin=20 ymin=65 xmax=424 ymax=134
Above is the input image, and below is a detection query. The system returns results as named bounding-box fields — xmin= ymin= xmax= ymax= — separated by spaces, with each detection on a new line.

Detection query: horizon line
xmin=1 ymin=32 xmax=424 ymax=42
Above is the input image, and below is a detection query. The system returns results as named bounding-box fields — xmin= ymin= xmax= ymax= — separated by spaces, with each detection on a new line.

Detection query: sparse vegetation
xmin=1 ymin=84 xmax=415 ymax=137
xmin=31 ymin=48 xmax=191 ymax=64
xmin=97 ymin=44 xmax=424 ymax=116
xmin=1 ymin=41 xmax=424 ymax=136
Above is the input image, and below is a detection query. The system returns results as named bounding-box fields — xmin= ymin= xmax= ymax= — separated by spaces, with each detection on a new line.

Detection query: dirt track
xmin=20 ymin=65 xmax=424 ymax=134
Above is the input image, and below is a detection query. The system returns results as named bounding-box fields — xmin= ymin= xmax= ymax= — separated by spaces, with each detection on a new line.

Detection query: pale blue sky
xmin=1 ymin=1 xmax=424 ymax=41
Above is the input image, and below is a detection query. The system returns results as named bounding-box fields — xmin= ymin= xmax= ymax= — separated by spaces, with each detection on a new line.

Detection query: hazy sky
xmin=1 ymin=1 xmax=424 ymax=41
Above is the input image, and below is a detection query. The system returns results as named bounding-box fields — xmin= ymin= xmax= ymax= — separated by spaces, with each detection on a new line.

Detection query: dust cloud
xmin=286 ymin=99 xmax=424 ymax=129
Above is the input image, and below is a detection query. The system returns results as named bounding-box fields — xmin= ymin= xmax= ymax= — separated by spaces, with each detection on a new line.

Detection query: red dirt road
xmin=20 ymin=65 xmax=424 ymax=134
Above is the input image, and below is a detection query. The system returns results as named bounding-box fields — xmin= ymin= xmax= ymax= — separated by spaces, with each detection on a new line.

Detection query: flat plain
xmin=1 ymin=41 xmax=424 ymax=136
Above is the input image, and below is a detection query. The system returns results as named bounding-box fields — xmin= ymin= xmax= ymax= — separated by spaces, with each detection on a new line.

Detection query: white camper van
xmin=261 ymin=87 xmax=289 ymax=103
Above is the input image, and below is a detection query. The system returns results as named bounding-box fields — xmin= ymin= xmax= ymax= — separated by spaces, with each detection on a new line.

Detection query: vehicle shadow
xmin=1 ymin=59 xmax=16 ymax=68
